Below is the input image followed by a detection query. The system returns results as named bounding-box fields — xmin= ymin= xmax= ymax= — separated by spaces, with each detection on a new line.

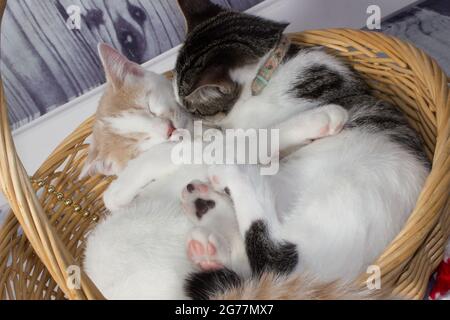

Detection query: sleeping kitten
xmin=172 ymin=0 xmax=431 ymax=297
xmin=83 ymin=44 xmax=249 ymax=299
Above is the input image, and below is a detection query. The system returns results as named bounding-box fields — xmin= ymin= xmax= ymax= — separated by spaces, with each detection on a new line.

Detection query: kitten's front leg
xmin=103 ymin=142 xmax=178 ymax=211
xmin=277 ymin=104 xmax=349 ymax=152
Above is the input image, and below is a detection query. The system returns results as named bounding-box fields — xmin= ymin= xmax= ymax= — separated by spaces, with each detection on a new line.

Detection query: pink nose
xmin=167 ymin=123 xmax=176 ymax=137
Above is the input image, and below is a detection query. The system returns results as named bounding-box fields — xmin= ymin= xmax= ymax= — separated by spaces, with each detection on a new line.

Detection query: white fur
xmin=84 ymin=49 xmax=214 ymax=300
xmin=208 ymin=129 xmax=427 ymax=282
xmin=84 ymin=199 xmax=194 ymax=300
xmin=83 ymin=66 xmax=207 ymax=298
xmin=84 ymin=155 xmax=251 ymax=299
xmin=224 ymin=50 xmax=351 ymax=129
xmin=104 ymin=112 xmax=171 ymax=149
xmin=145 ymin=72 xmax=179 ymax=119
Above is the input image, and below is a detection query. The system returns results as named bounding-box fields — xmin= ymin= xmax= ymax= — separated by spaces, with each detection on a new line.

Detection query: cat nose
xmin=167 ymin=122 xmax=176 ymax=137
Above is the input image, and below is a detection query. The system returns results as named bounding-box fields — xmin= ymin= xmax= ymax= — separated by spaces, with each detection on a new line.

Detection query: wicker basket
xmin=0 ymin=1 xmax=449 ymax=300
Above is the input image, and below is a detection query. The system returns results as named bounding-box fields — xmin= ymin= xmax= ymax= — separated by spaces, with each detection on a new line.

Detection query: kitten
xmin=172 ymin=0 xmax=430 ymax=298
xmin=83 ymin=44 xmax=249 ymax=299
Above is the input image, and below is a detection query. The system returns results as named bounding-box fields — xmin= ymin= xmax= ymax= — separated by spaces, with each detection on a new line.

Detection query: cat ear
xmin=186 ymin=65 xmax=236 ymax=102
xmin=177 ymin=0 xmax=224 ymax=33
xmin=98 ymin=43 xmax=145 ymax=90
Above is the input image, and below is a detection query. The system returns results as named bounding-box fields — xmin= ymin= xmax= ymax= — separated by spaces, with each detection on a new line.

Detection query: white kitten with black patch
xmin=173 ymin=0 xmax=430 ymax=286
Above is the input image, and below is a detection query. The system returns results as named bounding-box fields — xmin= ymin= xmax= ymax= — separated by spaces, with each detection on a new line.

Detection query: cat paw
xmin=207 ymin=166 xmax=231 ymax=195
xmin=181 ymin=179 xmax=234 ymax=224
xmin=208 ymin=165 xmax=253 ymax=196
xmin=187 ymin=227 xmax=230 ymax=271
xmin=319 ymin=104 xmax=349 ymax=137
xmin=103 ymin=180 xmax=138 ymax=211
xmin=181 ymin=181 xmax=219 ymax=222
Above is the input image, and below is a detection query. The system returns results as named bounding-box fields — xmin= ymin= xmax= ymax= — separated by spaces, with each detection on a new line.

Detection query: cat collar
xmin=251 ymin=35 xmax=291 ymax=96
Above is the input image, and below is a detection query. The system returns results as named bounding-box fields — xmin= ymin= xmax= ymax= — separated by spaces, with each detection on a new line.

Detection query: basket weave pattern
xmin=0 ymin=0 xmax=449 ymax=300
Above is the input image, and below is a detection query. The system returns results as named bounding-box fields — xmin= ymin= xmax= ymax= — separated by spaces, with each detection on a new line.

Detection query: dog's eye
xmin=127 ymin=2 xmax=146 ymax=24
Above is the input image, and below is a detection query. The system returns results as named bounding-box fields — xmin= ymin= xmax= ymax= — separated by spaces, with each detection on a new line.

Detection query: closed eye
xmin=145 ymin=92 xmax=157 ymax=116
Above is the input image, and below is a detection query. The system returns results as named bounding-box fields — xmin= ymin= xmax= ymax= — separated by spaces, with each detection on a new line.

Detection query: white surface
xmin=252 ymin=0 xmax=419 ymax=31
xmin=0 ymin=0 xmax=418 ymax=207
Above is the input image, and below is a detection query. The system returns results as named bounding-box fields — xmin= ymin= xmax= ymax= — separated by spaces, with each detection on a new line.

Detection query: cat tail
xmin=186 ymin=270 xmax=399 ymax=300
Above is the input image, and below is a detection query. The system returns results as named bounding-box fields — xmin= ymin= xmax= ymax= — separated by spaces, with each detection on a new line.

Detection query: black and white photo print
xmin=0 ymin=0 xmax=264 ymax=130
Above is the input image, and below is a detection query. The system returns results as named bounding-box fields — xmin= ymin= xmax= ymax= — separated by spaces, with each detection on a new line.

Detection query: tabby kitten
xmin=173 ymin=0 xmax=430 ymax=299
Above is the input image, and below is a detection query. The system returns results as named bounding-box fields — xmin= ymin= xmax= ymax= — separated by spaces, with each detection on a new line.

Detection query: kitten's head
xmin=174 ymin=0 xmax=288 ymax=119
xmin=82 ymin=44 xmax=177 ymax=177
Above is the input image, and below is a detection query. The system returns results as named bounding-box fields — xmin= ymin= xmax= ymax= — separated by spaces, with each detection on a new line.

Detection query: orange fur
xmin=83 ymin=44 xmax=173 ymax=177
xmin=86 ymin=84 xmax=152 ymax=175
xmin=214 ymin=272 xmax=394 ymax=300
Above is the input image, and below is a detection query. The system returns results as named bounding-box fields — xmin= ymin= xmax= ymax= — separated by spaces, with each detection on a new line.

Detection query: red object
xmin=429 ymin=242 xmax=450 ymax=300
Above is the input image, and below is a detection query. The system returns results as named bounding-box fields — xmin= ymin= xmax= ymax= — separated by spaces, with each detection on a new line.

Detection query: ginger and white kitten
xmin=83 ymin=44 xmax=249 ymax=299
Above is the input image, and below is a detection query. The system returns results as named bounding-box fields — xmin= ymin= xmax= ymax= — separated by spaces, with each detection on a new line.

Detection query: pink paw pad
xmin=197 ymin=184 xmax=209 ymax=194
xmin=188 ymin=240 xmax=205 ymax=258
xmin=187 ymin=239 xmax=223 ymax=271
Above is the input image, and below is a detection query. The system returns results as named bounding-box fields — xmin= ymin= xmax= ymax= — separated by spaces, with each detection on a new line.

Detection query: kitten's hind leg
xmin=187 ymin=227 xmax=230 ymax=271
xmin=208 ymin=165 xmax=299 ymax=276
xmin=181 ymin=181 xmax=245 ymax=273
xmin=209 ymin=166 xmax=298 ymax=275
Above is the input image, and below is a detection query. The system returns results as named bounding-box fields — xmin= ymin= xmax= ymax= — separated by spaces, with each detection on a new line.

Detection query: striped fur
xmin=211 ymin=272 xmax=391 ymax=300
xmin=175 ymin=3 xmax=287 ymax=116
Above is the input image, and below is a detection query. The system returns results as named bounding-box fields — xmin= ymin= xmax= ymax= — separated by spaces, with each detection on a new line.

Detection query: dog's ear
xmin=177 ymin=0 xmax=225 ymax=33
xmin=98 ymin=43 xmax=145 ymax=90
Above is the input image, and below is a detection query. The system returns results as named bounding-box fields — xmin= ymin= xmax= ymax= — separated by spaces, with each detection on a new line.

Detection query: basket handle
xmin=0 ymin=0 xmax=104 ymax=300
